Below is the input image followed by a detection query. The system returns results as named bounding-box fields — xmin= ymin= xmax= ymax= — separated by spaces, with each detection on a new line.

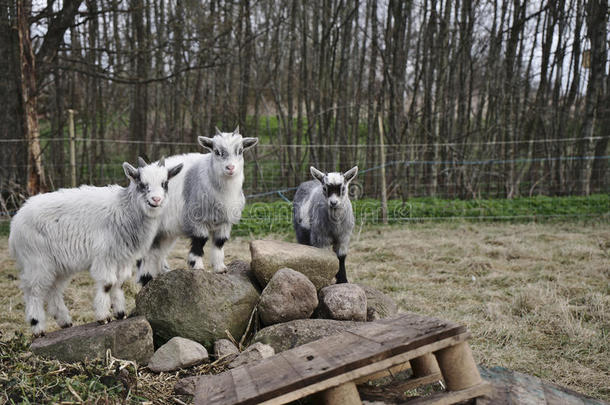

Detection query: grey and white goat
xmin=293 ymin=166 xmax=358 ymax=283
xmin=136 ymin=127 xmax=258 ymax=284
xmin=9 ymin=158 xmax=183 ymax=336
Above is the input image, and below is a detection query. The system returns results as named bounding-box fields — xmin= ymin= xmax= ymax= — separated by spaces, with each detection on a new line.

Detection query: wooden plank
xmin=394 ymin=372 xmax=442 ymax=391
xmin=353 ymin=361 xmax=411 ymax=385
xmin=358 ymin=372 xmax=443 ymax=403
xmin=231 ymin=366 xmax=259 ymax=403
xmin=193 ymin=371 xmax=238 ymax=405
xmin=257 ymin=333 xmax=470 ymax=405
xmin=347 ymin=315 xmax=466 ymax=358
xmin=405 ymin=382 xmax=492 ymax=405
xmin=232 ymin=351 xmax=303 ymax=404
xmin=281 ymin=330 xmax=383 ymax=380
xmin=191 ymin=314 xmax=468 ymax=405
xmin=238 ymin=330 xmax=383 ymax=404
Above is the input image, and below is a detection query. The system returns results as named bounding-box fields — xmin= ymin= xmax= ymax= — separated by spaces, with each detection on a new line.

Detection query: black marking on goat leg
xmin=30 ymin=318 xmax=38 ymax=326
xmin=214 ymin=237 xmax=228 ymax=249
xmin=136 ymin=259 xmax=142 ymax=269
xmin=190 ymin=236 xmax=207 ymax=256
xmin=139 ymin=273 xmax=153 ymax=286
xmin=295 ymin=225 xmax=311 ymax=246
xmin=104 ymin=284 xmax=112 ymax=293
xmin=151 ymin=232 xmax=165 ymax=249
xmin=336 ymin=255 xmax=348 ymax=284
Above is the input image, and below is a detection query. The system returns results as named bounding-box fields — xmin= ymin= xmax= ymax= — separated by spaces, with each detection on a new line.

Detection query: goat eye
xmin=214 ymin=149 xmax=220 ymax=156
xmin=238 ymin=148 xmax=243 ymax=155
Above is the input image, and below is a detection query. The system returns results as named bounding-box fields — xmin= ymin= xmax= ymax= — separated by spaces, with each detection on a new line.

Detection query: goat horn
xmin=158 ymin=156 xmax=165 ymax=167
xmin=215 ymin=126 xmax=222 ymax=135
xmin=137 ymin=157 xmax=147 ymax=167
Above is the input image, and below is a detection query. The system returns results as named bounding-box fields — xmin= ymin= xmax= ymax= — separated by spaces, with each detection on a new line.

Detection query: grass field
xmin=1 ymin=221 xmax=609 ymax=403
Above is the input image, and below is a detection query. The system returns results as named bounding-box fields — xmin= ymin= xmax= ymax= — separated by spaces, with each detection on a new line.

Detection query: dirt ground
xmin=1 ymin=221 xmax=608 ymax=401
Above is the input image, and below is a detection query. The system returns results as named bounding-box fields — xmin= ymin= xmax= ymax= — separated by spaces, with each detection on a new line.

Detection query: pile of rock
xmin=30 ymin=239 xmax=398 ymax=374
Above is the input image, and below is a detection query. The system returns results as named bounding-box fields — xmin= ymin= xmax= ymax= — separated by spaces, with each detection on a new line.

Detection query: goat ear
xmin=167 ymin=163 xmax=183 ymax=180
xmin=242 ymin=137 xmax=258 ymax=150
xmin=137 ymin=156 xmax=147 ymax=168
xmin=123 ymin=162 xmax=140 ymax=182
xmin=158 ymin=156 xmax=165 ymax=167
xmin=215 ymin=126 xmax=222 ymax=135
xmin=233 ymin=125 xmax=240 ymax=134
xmin=344 ymin=166 xmax=358 ymax=182
xmin=310 ymin=166 xmax=325 ymax=183
xmin=198 ymin=136 xmax=214 ymax=152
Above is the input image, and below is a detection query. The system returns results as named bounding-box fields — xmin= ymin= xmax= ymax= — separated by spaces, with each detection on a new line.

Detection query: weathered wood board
xmin=179 ymin=312 xmax=469 ymax=405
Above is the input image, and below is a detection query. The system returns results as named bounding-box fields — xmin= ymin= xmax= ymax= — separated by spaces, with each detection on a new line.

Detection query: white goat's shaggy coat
xmin=136 ymin=128 xmax=258 ymax=283
xmin=9 ymin=160 xmax=182 ymax=336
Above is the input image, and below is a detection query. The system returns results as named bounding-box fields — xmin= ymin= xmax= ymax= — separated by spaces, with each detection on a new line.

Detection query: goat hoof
xmin=138 ymin=273 xmax=153 ymax=286
xmin=97 ymin=317 xmax=111 ymax=325
xmin=213 ymin=265 xmax=228 ymax=274
xmin=60 ymin=322 xmax=73 ymax=329
xmin=32 ymin=331 xmax=45 ymax=338
xmin=115 ymin=311 xmax=126 ymax=320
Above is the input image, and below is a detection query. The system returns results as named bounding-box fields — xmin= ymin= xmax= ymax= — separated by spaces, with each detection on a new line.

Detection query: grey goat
xmin=293 ymin=166 xmax=358 ymax=283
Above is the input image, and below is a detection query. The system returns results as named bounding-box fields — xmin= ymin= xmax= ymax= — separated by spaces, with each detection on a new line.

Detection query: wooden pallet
xmin=175 ymin=313 xmax=491 ymax=405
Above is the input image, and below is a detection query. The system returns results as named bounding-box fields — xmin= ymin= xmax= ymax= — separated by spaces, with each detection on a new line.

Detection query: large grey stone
xmin=258 ymin=268 xmax=318 ymax=326
xmin=228 ymin=342 xmax=275 ymax=369
xmin=357 ymin=284 xmax=399 ymax=321
xmin=250 ymin=240 xmax=338 ymax=290
xmin=136 ymin=261 xmax=260 ymax=350
xmin=148 ymin=337 xmax=209 ymax=373
xmin=253 ymin=318 xmax=362 ymax=353
xmin=213 ymin=339 xmax=239 ymax=361
xmin=30 ymin=316 xmax=153 ymax=364
xmin=318 ymin=284 xmax=367 ymax=321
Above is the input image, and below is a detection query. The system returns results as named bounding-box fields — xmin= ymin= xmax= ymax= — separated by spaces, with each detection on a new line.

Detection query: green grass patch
xmin=2 ymin=195 xmax=607 ymax=239
xmin=232 ymin=194 xmax=610 ymax=236
xmin=0 ymin=221 xmax=9 ymax=237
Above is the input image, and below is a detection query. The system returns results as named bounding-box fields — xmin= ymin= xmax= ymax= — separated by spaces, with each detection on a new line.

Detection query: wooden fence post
xmin=377 ymin=114 xmax=388 ymax=224
xmin=68 ymin=109 xmax=76 ymax=188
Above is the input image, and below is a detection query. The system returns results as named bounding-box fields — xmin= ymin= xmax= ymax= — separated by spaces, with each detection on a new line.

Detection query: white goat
xmin=293 ymin=166 xmax=358 ymax=283
xmin=136 ymin=127 xmax=258 ymax=284
xmin=9 ymin=158 xmax=183 ymax=337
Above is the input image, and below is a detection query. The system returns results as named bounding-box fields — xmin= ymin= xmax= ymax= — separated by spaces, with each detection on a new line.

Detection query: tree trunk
xmin=17 ymin=0 xmax=46 ymax=195
xmin=579 ymin=0 xmax=607 ymax=195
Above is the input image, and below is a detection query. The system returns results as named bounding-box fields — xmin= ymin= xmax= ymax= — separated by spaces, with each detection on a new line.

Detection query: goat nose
xmin=152 ymin=196 xmax=161 ymax=204
xmin=226 ymin=164 xmax=235 ymax=172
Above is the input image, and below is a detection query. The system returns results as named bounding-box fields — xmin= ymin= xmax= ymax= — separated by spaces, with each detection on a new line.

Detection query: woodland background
xmin=0 ymin=0 xmax=608 ymax=210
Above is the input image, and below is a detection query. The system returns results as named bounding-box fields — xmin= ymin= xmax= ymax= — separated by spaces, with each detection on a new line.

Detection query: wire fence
xmin=1 ymin=137 xmax=609 ymax=221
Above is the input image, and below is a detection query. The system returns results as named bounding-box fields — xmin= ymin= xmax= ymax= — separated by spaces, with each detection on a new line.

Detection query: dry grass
xmin=1 ymin=221 xmax=609 ymax=402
